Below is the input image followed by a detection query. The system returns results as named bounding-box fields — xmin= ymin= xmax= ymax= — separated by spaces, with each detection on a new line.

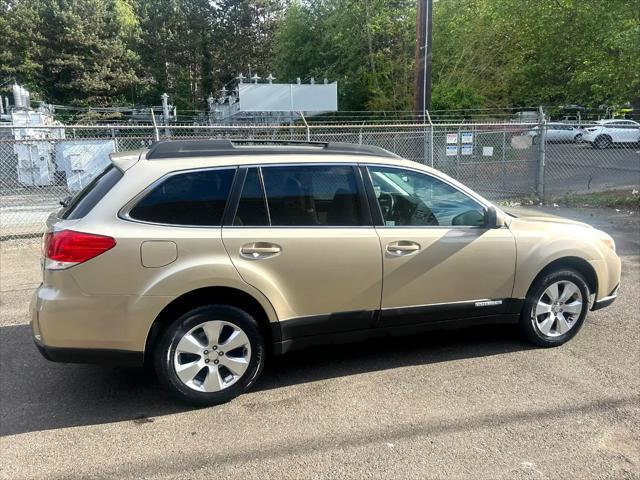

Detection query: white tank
xmin=22 ymin=87 xmax=31 ymax=110
xmin=12 ymin=83 xmax=24 ymax=109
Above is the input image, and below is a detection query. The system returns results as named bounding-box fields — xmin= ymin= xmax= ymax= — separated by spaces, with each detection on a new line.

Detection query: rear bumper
xmin=33 ymin=336 xmax=143 ymax=366
xmin=30 ymin=285 xmax=172 ymax=354
xmin=30 ymin=281 xmax=169 ymax=364
xmin=582 ymin=132 xmax=600 ymax=143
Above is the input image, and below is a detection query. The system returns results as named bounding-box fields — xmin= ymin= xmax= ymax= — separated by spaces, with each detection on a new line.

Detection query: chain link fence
xmin=1 ymin=121 xmax=639 ymax=244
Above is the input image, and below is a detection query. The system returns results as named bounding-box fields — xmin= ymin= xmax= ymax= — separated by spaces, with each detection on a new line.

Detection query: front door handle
xmin=386 ymin=241 xmax=421 ymax=256
xmin=240 ymin=242 xmax=282 ymax=259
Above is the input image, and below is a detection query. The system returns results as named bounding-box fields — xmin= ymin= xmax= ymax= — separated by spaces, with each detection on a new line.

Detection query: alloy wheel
xmin=532 ymin=280 xmax=583 ymax=338
xmin=173 ymin=320 xmax=252 ymax=392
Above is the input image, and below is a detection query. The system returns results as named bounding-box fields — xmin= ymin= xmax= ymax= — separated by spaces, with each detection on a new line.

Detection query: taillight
xmin=44 ymin=230 xmax=116 ymax=270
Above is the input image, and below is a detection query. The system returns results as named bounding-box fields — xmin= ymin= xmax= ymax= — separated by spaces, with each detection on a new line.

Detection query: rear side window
xmin=129 ymin=168 xmax=235 ymax=226
xmin=261 ymin=165 xmax=366 ymax=226
xmin=62 ymin=165 xmax=123 ymax=220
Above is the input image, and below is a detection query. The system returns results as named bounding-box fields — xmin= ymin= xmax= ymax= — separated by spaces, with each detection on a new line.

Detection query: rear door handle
xmin=240 ymin=242 xmax=282 ymax=259
xmin=386 ymin=241 xmax=421 ymax=256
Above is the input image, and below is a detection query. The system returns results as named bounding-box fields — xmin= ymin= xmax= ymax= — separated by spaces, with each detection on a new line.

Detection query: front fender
xmin=510 ymin=221 xmax=617 ymax=301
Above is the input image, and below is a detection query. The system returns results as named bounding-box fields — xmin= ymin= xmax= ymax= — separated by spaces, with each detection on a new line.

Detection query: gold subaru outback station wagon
xmin=31 ymin=140 xmax=621 ymax=405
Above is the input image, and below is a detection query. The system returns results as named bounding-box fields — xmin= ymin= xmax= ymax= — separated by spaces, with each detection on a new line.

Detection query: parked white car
xmin=528 ymin=123 xmax=585 ymax=144
xmin=582 ymin=119 xmax=640 ymax=149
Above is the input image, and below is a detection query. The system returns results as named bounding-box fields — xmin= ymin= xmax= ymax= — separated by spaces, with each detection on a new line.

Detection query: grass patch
xmin=496 ymin=197 xmax=538 ymax=208
xmin=553 ymin=190 xmax=640 ymax=210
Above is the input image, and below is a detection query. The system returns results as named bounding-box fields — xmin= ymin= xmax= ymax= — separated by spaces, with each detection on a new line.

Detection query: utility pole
xmin=414 ymin=0 xmax=433 ymax=119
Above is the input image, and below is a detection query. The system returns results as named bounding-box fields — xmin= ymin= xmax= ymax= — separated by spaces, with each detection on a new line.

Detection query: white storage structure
xmin=11 ymin=109 xmax=65 ymax=187
xmin=55 ymin=140 xmax=115 ymax=191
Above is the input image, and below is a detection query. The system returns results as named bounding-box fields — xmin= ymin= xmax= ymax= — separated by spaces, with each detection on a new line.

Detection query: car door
xmin=605 ymin=122 xmax=626 ymax=142
xmin=617 ymin=121 xmax=640 ymax=142
xmin=222 ymin=164 xmax=383 ymax=341
xmin=546 ymin=124 xmax=560 ymax=142
xmin=365 ymin=165 xmax=518 ymax=326
xmin=561 ymin=125 xmax=575 ymax=142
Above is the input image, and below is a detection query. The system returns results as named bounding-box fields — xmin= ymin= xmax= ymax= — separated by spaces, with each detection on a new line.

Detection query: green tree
xmin=431 ymin=0 xmax=640 ymax=109
xmin=0 ymin=0 xmax=45 ymax=97
xmin=274 ymin=0 xmax=416 ymax=111
xmin=37 ymin=0 xmax=145 ymax=105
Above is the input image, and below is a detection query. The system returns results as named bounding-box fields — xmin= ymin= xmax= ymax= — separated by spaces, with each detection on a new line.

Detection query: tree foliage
xmin=0 ymin=0 xmax=637 ymax=110
xmin=0 ymin=0 xmax=287 ymax=108
xmin=431 ymin=0 xmax=640 ymax=109
xmin=274 ymin=0 xmax=416 ymax=111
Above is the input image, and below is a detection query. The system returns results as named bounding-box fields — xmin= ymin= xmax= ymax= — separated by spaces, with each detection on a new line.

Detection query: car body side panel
xmin=222 ymin=227 xmax=383 ymax=322
xmin=376 ymin=226 xmax=517 ymax=309
xmin=36 ymin=216 xmax=279 ymax=352
xmin=509 ymin=218 xmax=621 ymax=301
xmin=31 ymin=271 xmax=172 ymax=351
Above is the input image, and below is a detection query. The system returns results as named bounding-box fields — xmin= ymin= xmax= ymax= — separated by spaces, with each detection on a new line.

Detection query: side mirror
xmin=484 ymin=206 xmax=500 ymax=229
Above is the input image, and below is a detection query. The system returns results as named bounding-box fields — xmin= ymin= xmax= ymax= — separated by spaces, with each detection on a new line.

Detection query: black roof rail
xmin=145 ymin=139 xmax=400 ymax=160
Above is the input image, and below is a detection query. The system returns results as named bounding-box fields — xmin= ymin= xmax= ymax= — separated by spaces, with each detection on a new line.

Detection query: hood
xmin=505 ymin=211 xmax=593 ymax=229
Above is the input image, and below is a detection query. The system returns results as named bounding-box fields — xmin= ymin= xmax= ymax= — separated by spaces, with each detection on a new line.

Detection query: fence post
xmin=150 ymin=109 xmax=160 ymax=141
xmin=300 ymin=111 xmax=310 ymax=141
xmin=536 ymin=110 xmax=547 ymax=202
xmin=425 ymin=110 xmax=434 ymax=167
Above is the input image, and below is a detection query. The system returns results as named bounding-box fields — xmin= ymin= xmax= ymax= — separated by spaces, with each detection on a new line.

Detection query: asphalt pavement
xmin=0 ymin=206 xmax=638 ymax=479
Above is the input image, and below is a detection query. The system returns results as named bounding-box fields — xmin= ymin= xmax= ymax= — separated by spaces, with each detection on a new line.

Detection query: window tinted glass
xmin=129 ymin=168 xmax=235 ymax=226
xmin=62 ymin=165 xmax=123 ymax=219
xmin=368 ymin=166 xmax=485 ymax=227
xmin=233 ymin=168 xmax=268 ymax=226
xmin=262 ymin=165 xmax=364 ymax=226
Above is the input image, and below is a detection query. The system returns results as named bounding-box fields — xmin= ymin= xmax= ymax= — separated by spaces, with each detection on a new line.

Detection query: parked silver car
xmin=529 ymin=123 xmax=586 ymax=144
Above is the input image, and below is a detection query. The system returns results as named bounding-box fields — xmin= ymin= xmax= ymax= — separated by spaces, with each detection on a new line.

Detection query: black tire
xmin=574 ymin=133 xmax=583 ymax=143
xmin=520 ymin=269 xmax=590 ymax=347
xmin=155 ymin=305 xmax=265 ymax=406
xmin=594 ymin=135 xmax=611 ymax=149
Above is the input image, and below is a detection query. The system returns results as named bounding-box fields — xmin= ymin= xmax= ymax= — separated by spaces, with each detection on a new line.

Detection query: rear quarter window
xmin=128 ymin=168 xmax=236 ymax=226
xmin=62 ymin=165 xmax=123 ymax=220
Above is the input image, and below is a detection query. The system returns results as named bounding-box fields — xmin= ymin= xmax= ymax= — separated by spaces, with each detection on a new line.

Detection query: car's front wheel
xmin=520 ymin=269 xmax=590 ymax=347
xmin=155 ymin=305 xmax=265 ymax=406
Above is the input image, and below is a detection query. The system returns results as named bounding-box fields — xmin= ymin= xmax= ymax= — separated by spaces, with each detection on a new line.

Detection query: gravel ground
xmin=0 ymin=206 xmax=638 ymax=480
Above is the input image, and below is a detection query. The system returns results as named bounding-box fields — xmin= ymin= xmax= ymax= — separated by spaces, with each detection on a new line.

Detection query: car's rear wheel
xmin=594 ymin=135 xmax=611 ymax=149
xmin=520 ymin=269 xmax=590 ymax=347
xmin=574 ymin=133 xmax=583 ymax=143
xmin=155 ymin=305 xmax=265 ymax=406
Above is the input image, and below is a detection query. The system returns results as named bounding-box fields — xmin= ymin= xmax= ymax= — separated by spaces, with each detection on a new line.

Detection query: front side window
xmin=368 ymin=166 xmax=485 ymax=227
xmin=129 ymin=168 xmax=235 ymax=226
xmin=261 ymin=165 xmax=365 ymax=226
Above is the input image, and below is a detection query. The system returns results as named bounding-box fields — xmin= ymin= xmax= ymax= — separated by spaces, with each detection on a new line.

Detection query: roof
xmin=145 ymin=139 xmax=400 ymax=160
xmin=596 ymin=119 xmax=638 ymax=124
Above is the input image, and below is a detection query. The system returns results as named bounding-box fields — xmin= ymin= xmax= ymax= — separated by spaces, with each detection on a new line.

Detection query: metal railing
xmin=1 ymin=121 xmax=638 ymax=244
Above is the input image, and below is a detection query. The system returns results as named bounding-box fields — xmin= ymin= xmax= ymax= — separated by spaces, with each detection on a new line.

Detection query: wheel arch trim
xmin=143 ymin=285 xmax=280 ymax=363
xmin=523 ymin=256 xmax=599 ymax=302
